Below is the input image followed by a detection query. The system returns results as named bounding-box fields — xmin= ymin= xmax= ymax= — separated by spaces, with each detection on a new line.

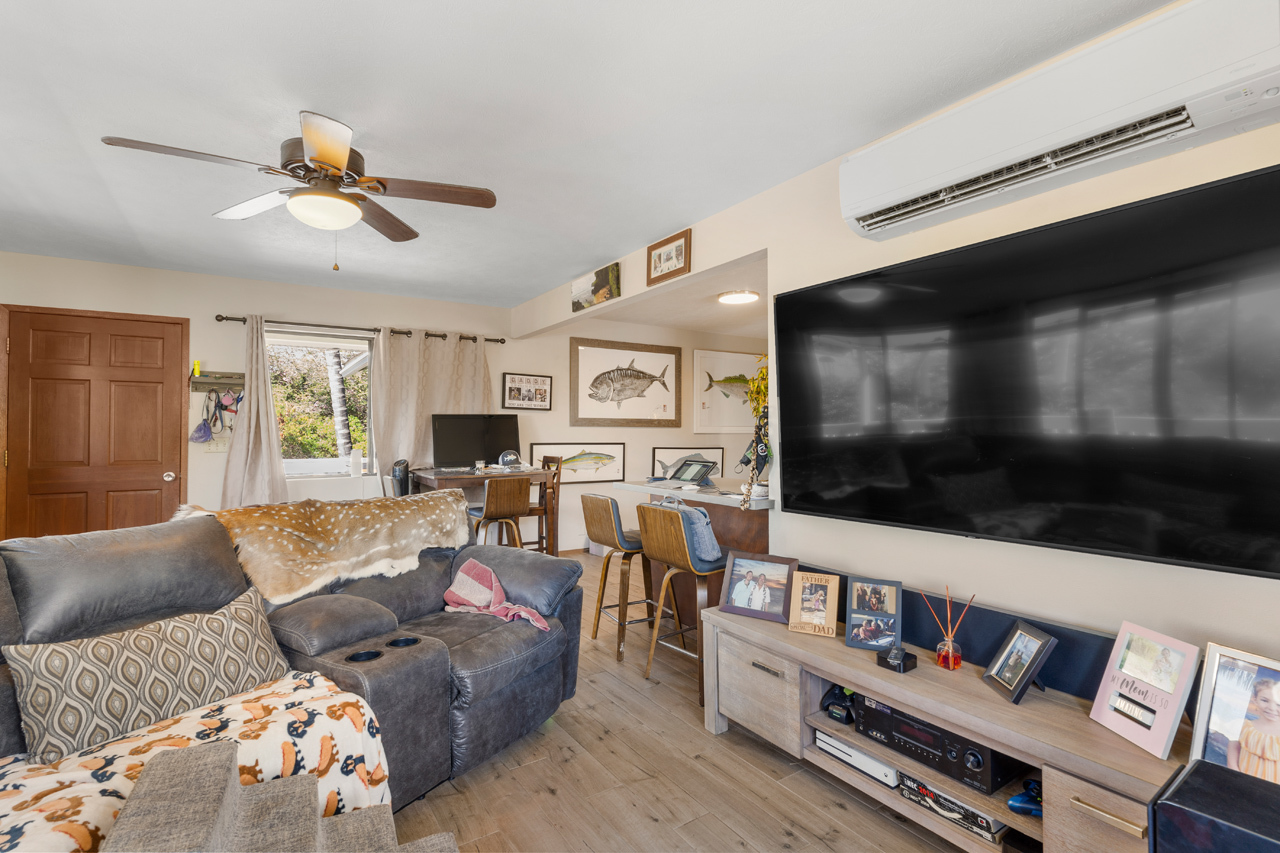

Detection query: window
xmin=810 ymin=329 xmax=948 ymax=437
xmin=266 ymin=327 xmax=372 ymax=477
xmin=885 ymin=329 xmax=950 ymax=433
xmin=1081 ymin=299 xmax=1159 ymax=436
xmin=1032 ymin=309 xmax=1080 ymax=434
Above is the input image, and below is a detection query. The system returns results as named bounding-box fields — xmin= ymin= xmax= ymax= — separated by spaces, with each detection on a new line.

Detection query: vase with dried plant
xmin=921 ymin=587 xmax=974 ymax=670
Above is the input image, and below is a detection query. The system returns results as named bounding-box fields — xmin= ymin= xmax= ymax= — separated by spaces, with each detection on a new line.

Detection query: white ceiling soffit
xmin=0 ymin=1 xmax=1170 ymax=308
xmin=575 ymin=250 xmax=769 ymax=340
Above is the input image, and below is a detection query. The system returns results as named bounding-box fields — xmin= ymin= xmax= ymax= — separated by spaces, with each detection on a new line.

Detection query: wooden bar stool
xmin=583 ymin=494 xmax=678 ymax=662
xmin=466 ymin=476 xmax=530 ymax=547
xmin=522 ymin=456 xmax=563 ymax=556
xmin=636 ymin=502 xmax=726 ymax=706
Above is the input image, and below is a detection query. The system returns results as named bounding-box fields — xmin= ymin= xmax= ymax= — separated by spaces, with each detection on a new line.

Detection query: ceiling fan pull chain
xmin=333 ymin=231 xmax=339 ymax=271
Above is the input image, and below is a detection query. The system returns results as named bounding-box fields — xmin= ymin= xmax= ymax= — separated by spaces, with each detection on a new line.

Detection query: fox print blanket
xmin=0 ymin=672 xmax=389 ymax=853
xmin=176 ymin=490 xmax=471 ymax=605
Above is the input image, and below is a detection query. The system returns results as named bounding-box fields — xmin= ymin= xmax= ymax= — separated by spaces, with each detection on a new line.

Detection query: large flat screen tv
xmin=775 ymin=164 xmax=1280 ymax=580
xmin=431 ymin=414 xmax=519 ymax=467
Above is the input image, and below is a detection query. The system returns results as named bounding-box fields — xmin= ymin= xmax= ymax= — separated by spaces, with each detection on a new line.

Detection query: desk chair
xmin=636 ymin=502 xmax=727 ymax=706
xmin=582 ymin=494 xmax=679 ymax=662
xmin=466 ymin=476 xmax=531 ymax=548
xmin=522 ymin=456 xmax=563 ymax=556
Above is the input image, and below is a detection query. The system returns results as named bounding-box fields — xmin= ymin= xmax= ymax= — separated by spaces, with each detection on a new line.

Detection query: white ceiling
xmin=1 ymin=1 xmax=1170 ymax=308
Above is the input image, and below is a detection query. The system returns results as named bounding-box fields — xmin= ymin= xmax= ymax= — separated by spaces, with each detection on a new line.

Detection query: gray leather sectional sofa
xmin=0 ymin=513 xmax=583 ymax=809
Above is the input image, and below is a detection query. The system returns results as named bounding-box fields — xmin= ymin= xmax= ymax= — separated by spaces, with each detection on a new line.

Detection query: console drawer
xmin=1043 ymin=765 xmax=1148 ymax=853
xmin=716 ymin=632 xmax=802 ymax=757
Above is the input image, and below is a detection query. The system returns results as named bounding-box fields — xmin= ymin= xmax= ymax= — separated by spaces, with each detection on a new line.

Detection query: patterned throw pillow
xmin=4 ymin=587 xmax=287 ymax=765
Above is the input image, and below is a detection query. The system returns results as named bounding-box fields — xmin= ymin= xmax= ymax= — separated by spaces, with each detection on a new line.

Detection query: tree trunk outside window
xmin=325 ymin=348 xmax=353 ymax=458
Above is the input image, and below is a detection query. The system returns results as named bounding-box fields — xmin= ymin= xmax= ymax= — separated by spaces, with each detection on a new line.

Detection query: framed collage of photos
xmin=502 ymin=373 xmax=552 ymax=410
xmin=845 ymin=578 xmax=902 ymax=651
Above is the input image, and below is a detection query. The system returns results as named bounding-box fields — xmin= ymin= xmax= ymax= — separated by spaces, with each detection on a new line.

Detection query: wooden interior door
xmin=6 ymin=308 xmax=188 ymax=538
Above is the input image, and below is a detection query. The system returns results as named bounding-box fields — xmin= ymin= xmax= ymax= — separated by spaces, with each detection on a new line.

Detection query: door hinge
xmin=3 ymin=450 xmax=6 ymax=468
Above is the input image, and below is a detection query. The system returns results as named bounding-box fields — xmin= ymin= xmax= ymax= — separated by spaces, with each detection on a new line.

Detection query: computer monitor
xmin=431 ymin=414 xmax=520 ymax=467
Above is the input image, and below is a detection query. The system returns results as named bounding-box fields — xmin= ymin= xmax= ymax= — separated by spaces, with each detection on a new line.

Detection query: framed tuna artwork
xmin=693 ymin=349 xmax=761 ymax=434
xmin=530 ymin=442 xmax=626 ymax=484
xmin=569 ymin=338 xmax=682 ymax=428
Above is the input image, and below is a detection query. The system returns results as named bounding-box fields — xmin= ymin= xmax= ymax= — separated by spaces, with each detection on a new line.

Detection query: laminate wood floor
xmin=394 ymin=550 xmax=960 ymax=853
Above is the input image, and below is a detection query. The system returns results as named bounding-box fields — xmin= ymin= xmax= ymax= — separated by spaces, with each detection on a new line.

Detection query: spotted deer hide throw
xmin=175 ymin=491 xmax=471 ymax=605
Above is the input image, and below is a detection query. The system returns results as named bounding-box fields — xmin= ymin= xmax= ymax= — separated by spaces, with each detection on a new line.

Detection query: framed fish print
xmin=569 ymin=338 xmax=682 ymax=428
xmin=652 ymin=447 xmax=724 ymax=478
xmin=529 ymin=442 xmax=625 ymax=484
xmin=694 ymin=350 xmax=761 ymax=434
xmin=647 ymin=228 xmax=692 ymax=287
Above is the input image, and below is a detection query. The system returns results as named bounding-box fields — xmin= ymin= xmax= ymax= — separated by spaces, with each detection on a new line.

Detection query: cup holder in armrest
xmin=386 ymin=637 xmax=420 ymax=648
xmin=346 ymin=650 xmax=383 ymax=663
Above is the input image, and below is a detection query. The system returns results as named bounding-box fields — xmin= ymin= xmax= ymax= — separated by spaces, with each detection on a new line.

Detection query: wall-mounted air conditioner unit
xmin=840 ymin=0 xmax=1280 ymax=240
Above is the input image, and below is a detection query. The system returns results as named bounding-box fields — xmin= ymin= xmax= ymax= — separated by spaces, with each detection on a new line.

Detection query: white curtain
xmin=371 ymin=330 xmax=493 ymax=476
xmin=221 ymin=315 xmax=290 ymax=508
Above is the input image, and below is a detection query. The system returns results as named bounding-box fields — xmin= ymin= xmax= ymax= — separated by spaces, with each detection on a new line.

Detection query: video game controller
xmin=1007 ymin=778 xmax=1043 ymax=817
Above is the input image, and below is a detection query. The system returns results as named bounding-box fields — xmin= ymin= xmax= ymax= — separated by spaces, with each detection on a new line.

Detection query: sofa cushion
xmin=267 ymin=595 xmax=398 ymax=656
xmin=334 ymin=548 xmax=455 ymax=623
xmin=401 ymin=610 xmax=567 ymax=709
xmin=0 ymin=515 xmax=246 ymax=644
xmin=451 ymin=545 xmax=582 ymax=615
xmin=4 ymin=587 xmax=287 ymax=765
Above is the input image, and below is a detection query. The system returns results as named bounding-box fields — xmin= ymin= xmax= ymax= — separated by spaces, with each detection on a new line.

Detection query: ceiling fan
xmin=102 ymin=112 xmax=496 ymax=243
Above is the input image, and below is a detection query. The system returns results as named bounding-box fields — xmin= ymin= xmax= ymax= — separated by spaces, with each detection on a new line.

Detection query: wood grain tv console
xmin=702 ymin=607 xmax=1189 ymax=853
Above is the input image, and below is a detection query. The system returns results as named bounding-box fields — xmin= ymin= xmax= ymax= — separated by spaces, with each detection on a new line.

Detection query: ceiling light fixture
xmin=839 ymin=285 xmax=884 ymax=304
xmin=286 ymin=183 xmax=363 ymax=230
xmin=718 ymin=290 xmax=759 ymax=304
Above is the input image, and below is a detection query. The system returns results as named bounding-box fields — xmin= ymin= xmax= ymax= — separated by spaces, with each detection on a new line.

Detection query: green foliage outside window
xmin=267 ymin=346 xmax=369 ymax=459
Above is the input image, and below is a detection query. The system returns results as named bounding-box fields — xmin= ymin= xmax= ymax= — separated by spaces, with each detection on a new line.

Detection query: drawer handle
xmin=1069 ymin=796 xmax=1148 ymax=839
xmin=751 ymin=661 xmax=782 ymax=678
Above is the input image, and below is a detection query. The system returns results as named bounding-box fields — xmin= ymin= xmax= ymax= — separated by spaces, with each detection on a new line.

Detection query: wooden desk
xmin=413 ymin=467 xmax=560 ymax=555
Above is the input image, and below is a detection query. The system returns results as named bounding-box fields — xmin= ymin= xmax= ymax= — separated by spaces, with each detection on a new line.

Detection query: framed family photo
xmin=983 ymin=620 xmax=1058 ymax=704
xmin=501 ymin=373 xmax=552 ymax=410
xmin=529 ymin=442 xmax=625 ymax=484
xmin=788 ymin=571 xmax=839 ymax=638
xmin=845 ymin=578 xmax=902 ymax=651
xmin=646 ymin=228 xmax=692 ymax=287
xmin=1089 ymin=622 xmax=1200 ymax=759
xmin=1191 ymin=643 xmax=1280 ymax=785
xmin=570 ymin=337 xmax=681 ymax=428
xmin=718 ymin=552 xmax=795 ymax=624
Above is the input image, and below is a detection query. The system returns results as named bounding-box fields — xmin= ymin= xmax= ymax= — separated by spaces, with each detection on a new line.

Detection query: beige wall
xmin=0 ymin=251 xmax=763 ymax=544
xmin=514 ymin=123 xmax=1280 ymax=658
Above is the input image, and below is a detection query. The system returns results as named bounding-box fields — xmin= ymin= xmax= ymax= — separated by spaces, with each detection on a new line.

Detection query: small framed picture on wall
xmin=502 ymin=373 xmax=552 ymax=410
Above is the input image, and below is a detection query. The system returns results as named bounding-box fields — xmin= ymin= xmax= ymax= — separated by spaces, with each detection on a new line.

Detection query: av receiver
xmin=853 ymin=693 xmax=1029 ymax=794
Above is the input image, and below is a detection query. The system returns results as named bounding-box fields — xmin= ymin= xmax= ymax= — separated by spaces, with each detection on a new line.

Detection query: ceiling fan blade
xmin=101 ymin=137 xmax=275 ymax=172
xmin=300 ymin=111 xmax=352 ymax=175
xmin=213 ymin=190 xmax=291 ymax=220
xmin=349 ymin=193 xmax=418 ymax=242
xmin=366 ymin=177 xmax=496 ymax=209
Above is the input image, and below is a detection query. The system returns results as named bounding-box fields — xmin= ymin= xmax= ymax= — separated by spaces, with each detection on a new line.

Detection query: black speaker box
xmin=1155 ymin=760 xmax=1280 ymax=853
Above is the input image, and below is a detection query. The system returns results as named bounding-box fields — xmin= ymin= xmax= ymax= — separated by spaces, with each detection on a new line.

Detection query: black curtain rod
xmin=214 ymin=315 xmax=504 ymax=343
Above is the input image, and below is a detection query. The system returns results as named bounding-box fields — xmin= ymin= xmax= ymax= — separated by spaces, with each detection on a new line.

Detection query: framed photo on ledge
xmin=502 ymin=373 xmax=552 ymax=410
xmin=1190 ymin=643 xmax=1280 ymax=783
xmin=845 ymin=578 xmax=902 ymax=651
xmin=647 ymin=228 xmax=692 ymax=287
xmin=788 ymin=570 xmax=839 ymax=638
xmin=718 ymin=552 xmax=795 ymax=624
xmin=983 ymin=620 xmax=1058 ymax=705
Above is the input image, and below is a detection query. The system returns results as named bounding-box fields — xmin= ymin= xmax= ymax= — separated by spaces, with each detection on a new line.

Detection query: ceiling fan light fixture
xmin=718 ymin=290 xmax=760 ymax=304
xmin=286 ymin=186 xmax=363 ymax=230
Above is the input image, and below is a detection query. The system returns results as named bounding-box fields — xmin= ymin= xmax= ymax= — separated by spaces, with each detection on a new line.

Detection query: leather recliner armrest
xmin=267 ymin=594 xmax=398 ymax=656
xmin=452 ymin=545 xmax=583 ymax=615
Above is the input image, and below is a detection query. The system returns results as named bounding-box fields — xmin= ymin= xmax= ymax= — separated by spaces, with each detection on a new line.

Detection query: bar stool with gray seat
xmin=467 ymin=476 xmax=531 ymax=547
xmin=636 ymin=501 xmax=726 ymax=705
xmin=582 ymin=494 xmax=678 ymax=662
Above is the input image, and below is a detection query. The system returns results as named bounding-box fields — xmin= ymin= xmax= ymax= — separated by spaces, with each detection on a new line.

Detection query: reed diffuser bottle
xmin=922 ymin=586 xmax=974 ymax=671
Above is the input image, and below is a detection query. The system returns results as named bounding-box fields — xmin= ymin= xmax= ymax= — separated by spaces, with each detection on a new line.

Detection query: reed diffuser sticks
xmin=923 ymin=586 xmax=975 ymax=670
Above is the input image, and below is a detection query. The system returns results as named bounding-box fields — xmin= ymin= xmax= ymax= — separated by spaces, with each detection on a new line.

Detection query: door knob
xmin=162 ymin=472 xmax=177 ymax=482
